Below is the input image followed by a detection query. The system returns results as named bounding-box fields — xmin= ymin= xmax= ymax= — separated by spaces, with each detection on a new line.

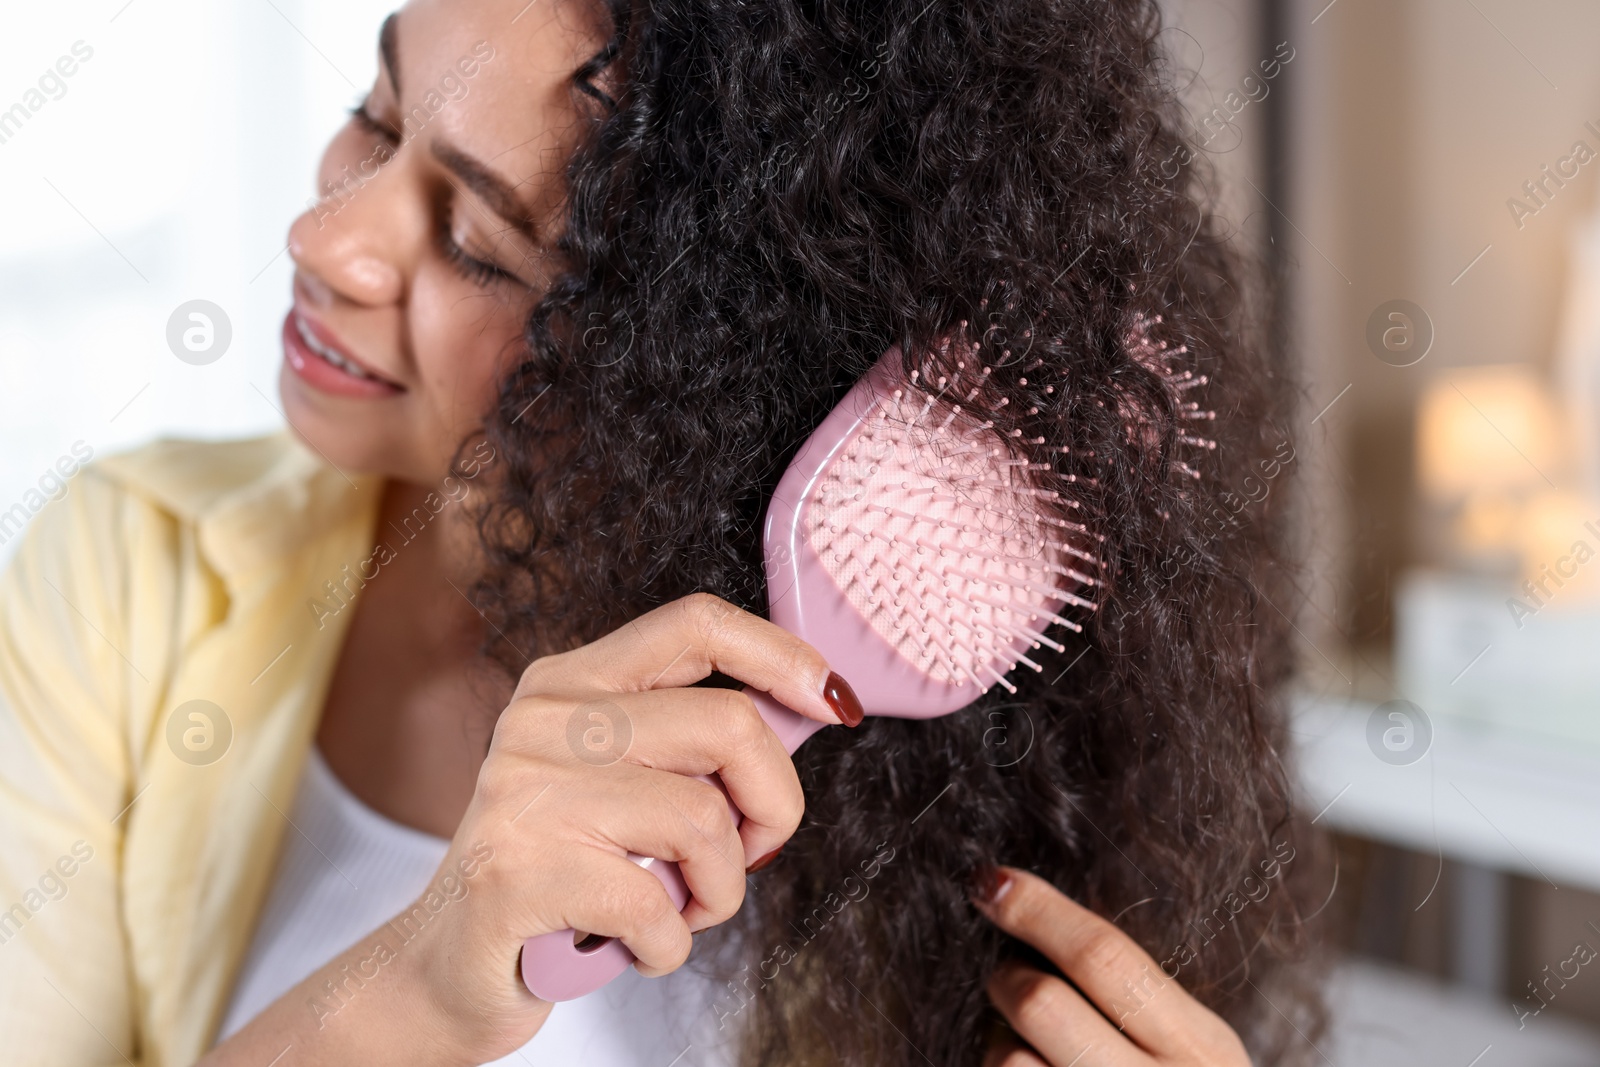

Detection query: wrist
xmin=397 ymin=900 xmax=551 ymax=1066
xmin=291 ymin=920 xmax=486 ymax=1067
xmin=343 ymin=923 xmax=488 ymax=1067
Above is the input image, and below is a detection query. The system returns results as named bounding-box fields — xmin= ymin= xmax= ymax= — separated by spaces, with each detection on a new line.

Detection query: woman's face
xmin=279 ymin=0 xmax=610 ymax=484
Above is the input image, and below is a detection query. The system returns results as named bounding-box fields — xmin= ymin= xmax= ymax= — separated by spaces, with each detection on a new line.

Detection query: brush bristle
xmin=1125 ymin=311 xmax=1218 ymax=470
xmin=805 ymin=359 xmax=1098 ymax=693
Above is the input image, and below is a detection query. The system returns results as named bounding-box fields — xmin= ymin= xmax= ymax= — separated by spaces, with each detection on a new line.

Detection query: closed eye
xmin=436 ymin=208 xmax=525 ymax=288
xmin=349 ymin=99 xmax=399 ymax=142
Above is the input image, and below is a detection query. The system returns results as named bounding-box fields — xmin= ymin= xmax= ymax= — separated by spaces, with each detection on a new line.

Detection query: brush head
xmin=763 ymin=339 xmax=1098 ymax=717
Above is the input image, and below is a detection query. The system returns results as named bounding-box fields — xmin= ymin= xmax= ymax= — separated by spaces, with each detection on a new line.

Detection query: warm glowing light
xmin=1416 ymin=365 xmax=1569 ymax=499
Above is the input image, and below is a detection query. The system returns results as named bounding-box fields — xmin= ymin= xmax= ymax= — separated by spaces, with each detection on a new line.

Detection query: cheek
xmin=410 ymin=273 xmax=525 ymax=422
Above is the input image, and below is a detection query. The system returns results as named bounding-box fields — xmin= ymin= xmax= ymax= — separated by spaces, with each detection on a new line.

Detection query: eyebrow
xmin=431 ymin=141 xmax=541 ymax=242
xmin=378 ymin=12 xmax=539 ymax=243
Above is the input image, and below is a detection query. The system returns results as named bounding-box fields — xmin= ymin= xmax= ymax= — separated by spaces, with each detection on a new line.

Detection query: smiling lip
xmin=281 ymin=309 xmax=404 ymax=398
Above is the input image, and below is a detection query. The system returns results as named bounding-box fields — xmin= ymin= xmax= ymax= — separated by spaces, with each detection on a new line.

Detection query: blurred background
xmin=6 ymin=0 xmax=1600 ymax=1063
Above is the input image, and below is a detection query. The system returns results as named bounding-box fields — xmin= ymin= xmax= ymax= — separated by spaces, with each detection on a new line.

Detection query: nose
xmin=287 ymin=145 xmax=422 ymax=308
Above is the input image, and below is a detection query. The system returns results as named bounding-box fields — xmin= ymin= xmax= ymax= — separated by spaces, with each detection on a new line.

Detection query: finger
xmin=554 ymin=686 xmax=806 ymax=867
xmin=541 ymin=849 xmax=695 ymax=977
xmin=975 ymin=868 xmax=1227 ymax=1058
xmin=987 ymin=964 xmax=1144 ymax=1067
xmin=519 ymin=593 xmax=858 ymax=726
xmin=541 ymin=765 xmax=750 ymax=934
xmin=637 ymin=771 xmax=749 ymax=933
xmin=982 ymin=1035 xmax=1052 ymax=1067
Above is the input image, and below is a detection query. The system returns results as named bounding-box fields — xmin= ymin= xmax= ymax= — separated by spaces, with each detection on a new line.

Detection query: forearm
xmin=197 ymin=922 xmax=473 ymax=1067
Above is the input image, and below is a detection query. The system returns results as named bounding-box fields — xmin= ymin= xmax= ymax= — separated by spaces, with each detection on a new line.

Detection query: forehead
xmin=388 ymin=0 xmax=612 ymax=193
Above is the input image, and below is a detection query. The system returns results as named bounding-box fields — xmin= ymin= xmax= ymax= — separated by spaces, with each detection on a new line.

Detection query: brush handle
xmin=518 ymin=688 xmax=827 ymax=1002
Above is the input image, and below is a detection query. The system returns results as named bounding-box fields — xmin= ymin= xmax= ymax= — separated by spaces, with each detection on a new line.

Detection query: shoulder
xmin=67 ymin=430 xmax=378 ymax=583
xmin=0 ymin=433 xmax=310 ymax=698
xmin=0 ymin=429 xmax=379 ymax=757
xmin=0 ymin=439 xmax=301 ymax=827
xmin=0 ymin=431 xmax=316 ymax=595
xmin=0 ymin=432 xmax=306 ymax=550
xmin=90 ymin=431 xmax=307 ymax=525
xmin=0 ymin=430 xmax=374 ymax=676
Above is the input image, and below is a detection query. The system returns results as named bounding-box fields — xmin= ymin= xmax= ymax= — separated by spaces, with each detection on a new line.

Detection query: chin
xmin=277 ymin=364 xmax=411 ymax=481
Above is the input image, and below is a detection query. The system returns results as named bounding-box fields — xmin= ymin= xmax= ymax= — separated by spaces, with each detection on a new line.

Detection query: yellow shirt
xmin=0 ymin=432 xmax=385 ymax=1066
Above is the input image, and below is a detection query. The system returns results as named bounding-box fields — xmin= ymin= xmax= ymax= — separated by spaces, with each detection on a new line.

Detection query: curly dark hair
xmin=467 ymin=0 xmax=1324 ymax=1063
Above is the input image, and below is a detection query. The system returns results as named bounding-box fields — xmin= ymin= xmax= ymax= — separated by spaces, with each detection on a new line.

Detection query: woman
xmin=0 ymin=0 xmax=1317 ymax=1064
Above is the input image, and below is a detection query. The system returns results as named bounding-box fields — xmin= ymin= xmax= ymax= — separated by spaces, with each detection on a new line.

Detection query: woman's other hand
xmin=975 ymin=867 xmax=1251 ymax=1067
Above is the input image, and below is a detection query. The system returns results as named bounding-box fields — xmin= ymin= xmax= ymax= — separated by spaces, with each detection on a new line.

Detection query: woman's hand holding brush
xmin=203 ymin=593 xmax=856 ymax=1067
xmin=415 ymin=592 xmax=858 ymax=1057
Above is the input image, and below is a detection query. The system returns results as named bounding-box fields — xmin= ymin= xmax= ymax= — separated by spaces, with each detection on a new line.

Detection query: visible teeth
xmin=296 ymin=315 xmax=376 ymax=380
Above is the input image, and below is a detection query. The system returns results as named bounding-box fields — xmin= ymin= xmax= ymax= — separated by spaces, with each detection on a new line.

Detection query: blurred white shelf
xmin=1293 ymin=692 xmax=1600 ymax=892
xmin=1395 ymin=571 xmax=1600 ymax=748
xmin=1326 ymin=959 xmax=1600 ymax=1066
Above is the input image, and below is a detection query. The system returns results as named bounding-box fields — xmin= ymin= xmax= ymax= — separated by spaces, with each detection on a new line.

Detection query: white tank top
xmin=216 ymin=747 xmax=743 ymax=1065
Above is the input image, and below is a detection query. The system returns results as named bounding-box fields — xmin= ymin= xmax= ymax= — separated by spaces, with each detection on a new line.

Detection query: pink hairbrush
xmin=520 ymin=334 xmax=1100 ymax=1001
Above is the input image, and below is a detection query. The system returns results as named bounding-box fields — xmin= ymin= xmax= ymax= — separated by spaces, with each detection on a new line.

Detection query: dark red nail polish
xmin=823 ymin=671 xmax=864 ymax=727
xmin=973 ymin=864 xmax=1012 ymax=907
xmin=747 ymin=846 xmax=783 ymax=873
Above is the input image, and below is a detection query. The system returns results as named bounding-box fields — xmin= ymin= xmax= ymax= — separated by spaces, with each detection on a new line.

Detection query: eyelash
xmin=438 ymin=217 xmax=518 ymax=288
xmin=347 ymin=100 xmax=519 ymax=289
xmin=348 ymin=101 xmax=393 ymax=140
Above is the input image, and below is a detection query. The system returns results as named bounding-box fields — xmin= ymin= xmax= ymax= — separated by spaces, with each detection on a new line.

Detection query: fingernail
xmin=822 ymin=671 xmax=864 ymax=727
xmin=747 ymin=846 xmax=783 ymax=873
xmin=973 ymin=864 xmax=1013 ymax=908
